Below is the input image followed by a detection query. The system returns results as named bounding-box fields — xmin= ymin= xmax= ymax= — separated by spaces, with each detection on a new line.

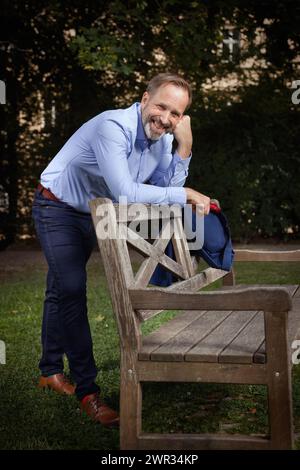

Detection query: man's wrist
xmin=185 ymin=187 xmax=192 ymax=200
xmin=177 ymin=144 xmax=192 ymax=159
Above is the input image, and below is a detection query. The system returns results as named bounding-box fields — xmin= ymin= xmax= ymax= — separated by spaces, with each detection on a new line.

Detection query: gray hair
xmin=146 ymin=73 xmax=192 ymax=108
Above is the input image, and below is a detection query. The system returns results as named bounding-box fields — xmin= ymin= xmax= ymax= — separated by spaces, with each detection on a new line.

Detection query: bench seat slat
xmin=185 ymin=310 xmax=258 ymax=362
xmin=149 ymin=310 xmax=232 ymax=362
xmin=138 ymin=310 xmax=206 ymax=360
xmin=139 ymin=284 xmax=299 ymax=365
xmin=218 ymin=311 xmax=265 ymax=364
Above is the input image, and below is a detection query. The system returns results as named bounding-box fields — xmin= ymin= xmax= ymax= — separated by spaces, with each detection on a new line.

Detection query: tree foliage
xmin=0 ymin=0 xmax=299 ymax=246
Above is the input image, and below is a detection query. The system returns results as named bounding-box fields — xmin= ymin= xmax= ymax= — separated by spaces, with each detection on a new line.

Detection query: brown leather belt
xmin=37 ymin=183 xmax=60 ymax=202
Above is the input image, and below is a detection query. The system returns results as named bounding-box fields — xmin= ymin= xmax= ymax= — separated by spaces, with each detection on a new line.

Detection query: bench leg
xmin=267 ymin=370 xmax=293 ymax=449
xmin=120 ymin=366 xmax=142 ymax=450
xmin=265 ymin=310 xmax=294 ymax=449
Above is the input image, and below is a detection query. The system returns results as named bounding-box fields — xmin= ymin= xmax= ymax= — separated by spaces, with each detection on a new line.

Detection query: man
xmin=32 ymin=73 xmax=211 ymax=427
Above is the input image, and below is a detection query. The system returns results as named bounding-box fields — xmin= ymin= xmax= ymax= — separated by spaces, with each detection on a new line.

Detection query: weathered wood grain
xmin=89 ymin=197 xmax=299 ymax=450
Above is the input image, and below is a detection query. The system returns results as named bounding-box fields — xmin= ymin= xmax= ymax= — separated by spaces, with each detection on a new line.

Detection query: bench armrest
xmin=234 ymin=249 xmax=300 ymax=262
xmin=129 ymin=286 xmax=292 ymax=312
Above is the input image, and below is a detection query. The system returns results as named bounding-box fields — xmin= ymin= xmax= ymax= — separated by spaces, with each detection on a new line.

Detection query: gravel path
xmin=0 ymin=249 xmax=101 ymax=281
xmin=1 ymin=244 xmax=299 ymax=279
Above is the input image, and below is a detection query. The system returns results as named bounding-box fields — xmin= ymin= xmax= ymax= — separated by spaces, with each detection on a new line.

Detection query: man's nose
xmin=160 ymin=110 xmax=171 ymax=124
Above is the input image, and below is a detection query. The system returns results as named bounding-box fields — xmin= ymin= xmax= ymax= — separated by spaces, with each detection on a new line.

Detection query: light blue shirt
xmin=41 ymin=102 xmax=191 ymax=213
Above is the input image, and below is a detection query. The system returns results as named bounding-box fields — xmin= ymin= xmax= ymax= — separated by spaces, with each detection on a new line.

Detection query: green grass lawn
xmin=0 ymin=257 xmax=300 ymax=450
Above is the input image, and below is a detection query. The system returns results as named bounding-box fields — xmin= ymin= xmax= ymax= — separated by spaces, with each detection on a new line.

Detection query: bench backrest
xmin=89 ymin=198 xmax=229 ymax=347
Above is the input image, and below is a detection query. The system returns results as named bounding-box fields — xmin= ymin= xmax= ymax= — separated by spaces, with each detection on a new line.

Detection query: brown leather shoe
xmin=38 ymin=373 xmax=75 ymax=395
xmin=80 ymin=393 xmax=119 ymax=428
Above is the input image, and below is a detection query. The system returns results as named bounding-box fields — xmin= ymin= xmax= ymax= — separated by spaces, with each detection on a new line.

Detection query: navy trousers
xmin=32 ymin=190 xmax=100 ymax=400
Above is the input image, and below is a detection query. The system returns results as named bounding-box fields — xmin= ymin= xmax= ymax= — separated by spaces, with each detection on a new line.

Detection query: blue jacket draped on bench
xmin=150 ymin=209 xmax=234 ymax=287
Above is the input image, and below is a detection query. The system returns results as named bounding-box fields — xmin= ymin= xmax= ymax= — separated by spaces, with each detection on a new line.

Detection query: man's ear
xmin=141 ymin=91 xmax=149 ymax=106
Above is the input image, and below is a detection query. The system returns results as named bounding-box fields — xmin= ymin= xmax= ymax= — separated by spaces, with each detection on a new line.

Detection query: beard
xmin=142 ymin=114 xmax=172 ymax=141
xmin=143 ymin=121 xmax=165 ymax=141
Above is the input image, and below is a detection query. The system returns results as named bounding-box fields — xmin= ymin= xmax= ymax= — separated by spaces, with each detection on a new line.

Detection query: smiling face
xmin=140 ymin=83 xmax=189 ymax=140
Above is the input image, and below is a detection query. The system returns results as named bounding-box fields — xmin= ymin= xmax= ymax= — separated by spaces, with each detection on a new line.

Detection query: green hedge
xmin=189 ymin=83 xmax=300 ymax=241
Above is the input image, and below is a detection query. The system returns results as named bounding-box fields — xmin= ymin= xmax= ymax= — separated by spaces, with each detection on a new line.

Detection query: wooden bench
xmin=90 ymin=197 xmax=300 ymax=450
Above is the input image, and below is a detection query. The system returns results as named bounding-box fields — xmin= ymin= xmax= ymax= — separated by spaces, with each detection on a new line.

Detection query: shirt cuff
xmin=173 ymin=151 xmax=192 ymax=169
xmin=167 ymin=186 xmax=187 ymax=206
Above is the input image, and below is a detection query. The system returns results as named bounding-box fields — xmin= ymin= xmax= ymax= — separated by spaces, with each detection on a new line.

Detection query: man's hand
xmin=173 ymin=115 xmax=193 ymax=159
xmin=185 ymin=187 xmax=211 ymax=215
